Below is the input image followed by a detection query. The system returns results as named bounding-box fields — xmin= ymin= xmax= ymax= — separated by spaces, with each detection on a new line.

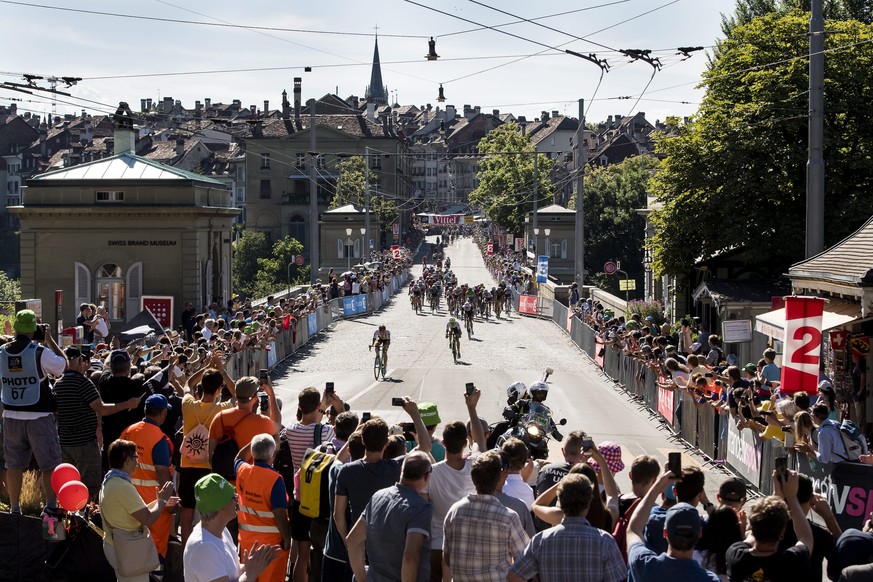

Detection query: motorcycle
xmin=488 ymin=400 xmax=567 ymax=460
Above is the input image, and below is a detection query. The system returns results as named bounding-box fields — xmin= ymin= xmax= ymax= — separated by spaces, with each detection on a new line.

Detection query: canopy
xmin=113 ymin=309 xmax=166 ymax=343
xmin=755 ymin=300 xmax=861 ymax=338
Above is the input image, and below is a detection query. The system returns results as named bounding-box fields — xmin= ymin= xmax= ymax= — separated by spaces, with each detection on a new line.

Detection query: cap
xmin=665 ymin=345 xmax=677 ymax=353
xmin=718 ymin=477 xmax=747 ymax=502
xmin=13 ymin=310 xmax=37 ymax=334
xmin=95 ymin=343 xmax=108 ymax=352
xmin=144 ymin=393 xmax=172 ymax=411
xmin=235 ymin=377 xmax=259 ymax=401
xmin=588 ymin=441 xmax=625 ymax=475
xmin=194 ymin=473 xmax=236 ymax=513
xmin=645 ymin=316 xmax=655 ymax=322
xmin=743 ymin=363 xmax=757 ymax=374
xmin=64 ymin=346 xmax=83 ymax=360
xmin=665 ymin=503 xmax=702 ymax=539
xmin=818 ymin=379 xmax=835 ymax=394
xmin=418 ymin=402 xmax=441 ymax=427
xmin=110 ymin=350 xmax=131 ymax=365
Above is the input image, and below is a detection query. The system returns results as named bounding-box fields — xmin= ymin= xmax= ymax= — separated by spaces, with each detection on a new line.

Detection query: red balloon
xmin=58 ymin=480 xmax=89 ymax=512
xmin=51 ymin=463 xmax=81 ymax=494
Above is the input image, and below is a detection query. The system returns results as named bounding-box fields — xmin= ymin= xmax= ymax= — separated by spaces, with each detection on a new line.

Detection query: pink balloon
xmin=51 ymin=463 xmax=81 ymax=494
xmin=58 ymin=480 xmax=89 ymax=512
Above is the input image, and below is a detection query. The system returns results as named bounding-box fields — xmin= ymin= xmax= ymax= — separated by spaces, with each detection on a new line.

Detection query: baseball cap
xmin=13 ymin=309 xmax=37 ymax=334
xmin=110 ymin=349 xmax=131 ymax=365
xmin=64 ymin=346 xmax=84 ymax=361
xmin=235 ymin=376 xmax=259 ymax=401
xmin=743 ymin=363 xmax=757 ymax=374
xmin=665 ymin=502 xmax=702 ymax=539
xmin=645 ymin=316 xmax=654 ymax=322
xmin=418 ymin=402 xmax=441 ymax=427
xmin=144 ymin=393 xmax=172 ymax=411
xmin=818 ymin=380 xmax=835 ymax=394
xmin=194 ymin=473 xmax=236 ymax=513
xmin=718 ymin=477 xmax=747 ymax=502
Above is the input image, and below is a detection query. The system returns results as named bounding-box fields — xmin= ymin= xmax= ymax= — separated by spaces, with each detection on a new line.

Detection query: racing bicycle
xmin=371 ymin=342 xmax=387 ymax=380
xmin=448 ymin=333 xmax=461 ymax=363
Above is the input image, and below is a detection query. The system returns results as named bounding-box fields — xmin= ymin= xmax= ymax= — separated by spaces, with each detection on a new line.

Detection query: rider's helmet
xmin=449 ymin=317 xmax=457 ymax=324
xmin=506 ymin=381 xmax=526 ymax=401
xmin=529 ymin=381 xmax=549 ymax=402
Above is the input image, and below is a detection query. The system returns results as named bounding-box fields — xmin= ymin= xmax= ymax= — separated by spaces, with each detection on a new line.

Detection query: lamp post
xmin=533 ymin=228 xmax=539 ymax=255
xmin=287 ymin=262 xmax=293 ymax=295
xmin=360 ymin=227 xmax=366 ymax=263
xmin=544 ymin=228 xmax=551 ymax=258
xmin=346 ymin=228 xmax=353 ymax=271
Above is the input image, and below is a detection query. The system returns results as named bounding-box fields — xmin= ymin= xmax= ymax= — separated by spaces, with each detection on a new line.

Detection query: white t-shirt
xmin=501 ymin=473 xmax=535 ymax=509
xmin=426 ymin=457 xmax=476 ymax=549
xmin=182 ymin=523 xmax=241 ymax=582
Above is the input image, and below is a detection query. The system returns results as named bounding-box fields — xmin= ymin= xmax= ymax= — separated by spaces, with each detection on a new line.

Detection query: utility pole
xmin=309 ymin=101 xmax=319 ymax=283
xmin=364 ymin=146 xmax=371 ymax=256
xmin=532 ymin=154 xmax=539 ymax=253
xmin=806 ymin=0 xmax=825 ymax=257
xmin=574 ymin=98 xmax=586 ymax=289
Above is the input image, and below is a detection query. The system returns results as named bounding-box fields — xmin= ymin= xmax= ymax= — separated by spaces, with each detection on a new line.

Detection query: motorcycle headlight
xmin=525 ymin=423 xmax=545 ymax=443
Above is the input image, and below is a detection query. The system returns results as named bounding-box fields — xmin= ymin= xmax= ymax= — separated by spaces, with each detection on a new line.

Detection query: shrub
xmin=20 ymin=470 xmax=45 ymax=516
xmin=626 ymin=299 xmax=664 ymax=323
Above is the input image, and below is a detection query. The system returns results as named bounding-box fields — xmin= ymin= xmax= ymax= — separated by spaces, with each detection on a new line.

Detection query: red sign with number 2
xmin=779 ymin=296 xmax=825 ymax=395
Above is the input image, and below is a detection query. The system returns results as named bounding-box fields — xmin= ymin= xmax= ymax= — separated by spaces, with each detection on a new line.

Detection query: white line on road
xmin=346 ymin=370 xmax=396 ymax=404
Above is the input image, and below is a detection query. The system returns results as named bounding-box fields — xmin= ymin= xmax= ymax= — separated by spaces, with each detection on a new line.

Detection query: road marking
xmin=346 ymin=369 xmax=396 ymax=404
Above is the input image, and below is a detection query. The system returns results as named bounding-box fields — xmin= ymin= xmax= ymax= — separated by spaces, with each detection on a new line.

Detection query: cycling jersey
xmin=446 ymin=323 xmax=462 ymax=336
xmin=373 ymin=330 xmax=391 ymax=341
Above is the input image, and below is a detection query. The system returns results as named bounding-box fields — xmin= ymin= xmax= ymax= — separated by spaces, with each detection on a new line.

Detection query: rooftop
xmin=28 ymin=152 xmax=223 ymax=186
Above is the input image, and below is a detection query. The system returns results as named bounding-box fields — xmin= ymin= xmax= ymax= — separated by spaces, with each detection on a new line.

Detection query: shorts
xmin=178 ymin=467 xmax=212 ymax=509
xmin=61 ymin=440 xmax=102 ymax=498
xmin=291 ymin=499 xmax=313 ymax=541
xmin=3 ymin=415 xmax=62 ymax=471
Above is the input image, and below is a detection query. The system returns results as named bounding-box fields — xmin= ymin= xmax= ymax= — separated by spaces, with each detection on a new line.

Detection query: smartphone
xmin=775 ymin=455 xmax=788 ymax=481
xmin=582 ymin=438 xmax=595 ymax=451
xmin=259 ymin=368 xmax=269 ymax=381
xmin=465 ymin=382 xmax=475 ymax=396
xmin=325 ymin=382 xmax=335 ymax=395
xmin=668 ymin=452 xmax=682 ymax=478
xmin=391 ymin=397 xmax=405 ymax=406
xmin=361 ymin=412 xmax=372 ymax=422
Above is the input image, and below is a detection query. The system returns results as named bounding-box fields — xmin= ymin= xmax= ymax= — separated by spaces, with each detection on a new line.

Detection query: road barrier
xmin=515 ymin=291 xmax=873 ymax=528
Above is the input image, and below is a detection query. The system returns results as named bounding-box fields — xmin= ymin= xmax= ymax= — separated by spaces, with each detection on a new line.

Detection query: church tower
xmin=365 ymin=36 xmax=388 ymax=105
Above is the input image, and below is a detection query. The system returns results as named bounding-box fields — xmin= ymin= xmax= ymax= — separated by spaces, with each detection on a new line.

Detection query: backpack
xmin=274 ymin=427 xmax=296 ymax=498
xmin=829 ymin=420 xmax=866 ymax=462
xmin=612 ymin=496 xmax=642 ymax=566
xmin=210 ymin=411 xmax=251 ymax=480
xmin=298 ymin=424 xmax=336 ymax=519
xmin=181 ymin=403 xmax=217 ymax=463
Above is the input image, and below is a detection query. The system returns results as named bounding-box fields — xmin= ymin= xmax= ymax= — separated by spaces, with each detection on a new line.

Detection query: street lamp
xmin=533 ymin=228 xmax=539 ymax=254
xmin=360 ymin=227 xmax=366 ymax=262
xmin=544 ymin=228 xmax=551 ymax=258
xmin=346 ymin=228 xmax=353 ymax=271
xmin=287 ymin=262 xmax=293 ymax=295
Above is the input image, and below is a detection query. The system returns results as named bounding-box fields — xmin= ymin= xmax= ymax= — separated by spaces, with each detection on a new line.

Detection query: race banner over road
xmin=419 ymin=214 xmax=474 ymax=225
xmin=780 ymin=296 xmax=825 ymax=395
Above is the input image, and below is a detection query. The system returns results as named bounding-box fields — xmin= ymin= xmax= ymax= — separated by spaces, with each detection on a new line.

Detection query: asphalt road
xmin=271 ymin=235 xmax=732 ymax=498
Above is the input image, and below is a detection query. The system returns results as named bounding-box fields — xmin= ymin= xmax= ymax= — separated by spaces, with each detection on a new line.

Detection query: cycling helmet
xmin=449 ymin=317 xmax=457 ymax=324
xmin=529 ymin=381 xmax=549 ymax=394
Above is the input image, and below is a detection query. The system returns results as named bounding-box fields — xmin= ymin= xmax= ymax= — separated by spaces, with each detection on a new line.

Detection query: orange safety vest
xmin=236 ymin=462 xmax=284 ymax=541
xmin=121 ymin=420 xmax=174 ymax=503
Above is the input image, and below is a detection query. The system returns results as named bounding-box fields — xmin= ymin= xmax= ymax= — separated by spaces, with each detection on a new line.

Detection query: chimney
xmin=366 ymin=100 xmax=375 ymax=123
xmin=263 ymin=100 xmax=269 ymax=115
xmin=175 ymin=138 xmax=185 ymax=157
xmin=204 ymin=97 xmax=211 ymax=108
xmin=552 ymin=110 xmax=559 ymax=119
xmin=541 ymin=111 xmax=549 ymax=121
xmin=112 ymin=102 xmax=137 ymax=155
xmin=463 ymin=104 xmax=472 ymax=119
xmin=38 ymin=121 xmax=48 ymax=157
xmin=162 ymin=96 xmax=173 ymax=113
xmin=249 ymin=105 xmax=257 ymax=117
xmin=614 ymin=114 xmax=621 ymax=127
xmin=81 ymin=109 xmax=86 ymax=119
xmin=445 ymin=105 xmax=456 ymax=122
xmin=492 ymin=109 xmax=500 ymax=118
xmin=423 ymin=108 xmax=429 ymax=124
xmin=282 ymin=89 xmax=290 ymax=119
xmin=146 ymin=98 xmax=152 ymax=110
xmin=232 ymin=100 xmax=241 ymax=111
xmin=293 ymin=77 xmax=302 ymax=126
xmin=140 ymin=99 xmax=147 ymax=113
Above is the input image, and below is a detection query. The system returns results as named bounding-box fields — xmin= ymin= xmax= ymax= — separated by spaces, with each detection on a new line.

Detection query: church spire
xmin=365 ymin=35 xmax=388 ymax=105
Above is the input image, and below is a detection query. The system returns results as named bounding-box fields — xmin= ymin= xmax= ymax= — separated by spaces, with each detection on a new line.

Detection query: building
xmin=319 ymin=204 xmax=373 ymax=271
xmin=524 ymin=204 xmax=576 ymax=282
xmin=11 ymin=104 xmax=239 ymax=327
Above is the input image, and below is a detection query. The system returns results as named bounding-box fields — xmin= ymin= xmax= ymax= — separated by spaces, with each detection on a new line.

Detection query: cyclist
xmin=445 ymin=256 xmax=451 ymax=270
xmin=446 ymin=317 xmax=462 ymax=358
xmin=369 ymin=324 xmax=391 ymax=369
xmin=462 ymin=300 xmax=475 ymax=336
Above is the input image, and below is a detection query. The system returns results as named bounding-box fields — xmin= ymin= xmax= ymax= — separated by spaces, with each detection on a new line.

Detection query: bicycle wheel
xmin=373 ymin=351 xmax=382 ymax=380
xmin=451 ymin=338 xmax=458 ymax=362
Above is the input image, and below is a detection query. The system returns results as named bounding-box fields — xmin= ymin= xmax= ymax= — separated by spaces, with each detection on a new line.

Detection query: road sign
xmin=604 ymin=261 xmax=617 ymax=275
xmin=618 ymin=279 xmax=636 ymax=291
xmin=294 ymin=254 xmax=305 ymax=266
xmin=487 ymin=241 xmax=494 ymax=255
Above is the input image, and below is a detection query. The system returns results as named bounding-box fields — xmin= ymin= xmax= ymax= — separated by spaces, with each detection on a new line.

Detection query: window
xmin=296 ymin=153 xmax=305 ymax=169
xmin=95 ymin=263 xmax=125 ymax=321
xmin=96 ymin=190 xmax=124 ymax=202
xmin=316 ymin=155 xmax=325 ymax=169
xmin=289 ymin=215 xmax=305 ymax=243
xmin=371 ymin=156 xmax=382 ymax=170
xmin=260 ymin=153 xmax=271 ymax=169
xmin=260 ymin=179 xmax=271 ymax=199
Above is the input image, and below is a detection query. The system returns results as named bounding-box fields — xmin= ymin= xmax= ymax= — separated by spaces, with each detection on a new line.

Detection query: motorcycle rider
xmin=497 ymin=381 xmax=564 ymax=460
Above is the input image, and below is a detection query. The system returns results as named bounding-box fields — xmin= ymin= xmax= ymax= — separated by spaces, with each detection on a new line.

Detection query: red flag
xmin=282 ymin=314 xmax=292 ymax=331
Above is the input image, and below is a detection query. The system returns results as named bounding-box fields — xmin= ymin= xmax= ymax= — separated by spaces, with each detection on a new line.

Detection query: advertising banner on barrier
xmin=267 ymin=341 xmax=277 ymax=368
xmin=308 ymin=313 xmax=317 ymax=336
xmin=536 ymin=256 xmax=549 ymax=283
xmin=519 ymin=295 xmax=538 ymax=315
xmin=355 ymin=295 xmax=367 ymax=313
xmin=726 ymin=421 xmax=762 ymax=486
xmin=800 ymin=460 xmax=873 ymax=532
xmin=657 ymin=384 xmax=674 ymax=427
xmin=780 ymin=296 xmax=825 ymax=395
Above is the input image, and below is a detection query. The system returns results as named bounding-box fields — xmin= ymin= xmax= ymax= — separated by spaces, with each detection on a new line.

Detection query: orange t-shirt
xmin=208 ymin=408 xmax=276 ymax=451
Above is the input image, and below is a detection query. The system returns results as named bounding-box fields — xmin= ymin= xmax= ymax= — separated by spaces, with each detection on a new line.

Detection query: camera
xmin=391 ymin=397 xmax=404 ymax=406
xmin=325 ymin=382 xmax=335 ymax=395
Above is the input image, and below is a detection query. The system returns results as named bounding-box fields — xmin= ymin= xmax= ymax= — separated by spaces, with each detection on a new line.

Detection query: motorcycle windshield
xmin=524 ymin=402 xmax=551 ymax=428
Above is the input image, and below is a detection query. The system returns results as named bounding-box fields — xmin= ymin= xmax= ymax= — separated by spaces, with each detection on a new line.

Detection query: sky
xmin=0 ymin=0 xmax=740 ymax=125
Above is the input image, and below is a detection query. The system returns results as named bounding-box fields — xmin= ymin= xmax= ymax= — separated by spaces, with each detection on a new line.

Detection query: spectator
xmin=54 ymin=346 xmax=139 ymax=498
xmin=716 ymin=477 xmax=747 ymax=511
xmin=442 ymin=449 xmax=529 ymax=582
xmin=346 ymin=451 xmax=434 ymax=582
xmin=626 ymin=468 xmax=719 ymax=581
xmin=705 ymin=335 xmax=723 ymax=367
xmin=234 ymin=434 xmax=290 ymax=582
xmin=697 ymin=504 xmax=744 ymax=579
xmin=851 ymin=350 xmax=867 ymax=426
xmin=725 ymin=470 xmax=813 ymax=581
xmin=796 ymin=403 xmax=868 ymax=467
xmin=509 ymin=473 xmax=626 ymax=582
xmin=827 ymin=519 xmax=873 ymax=581
xmin=500 ymin=437 xmax=534 ymax=508
xmin=98 ymin=349 xmax=147 ymax=468
xmin=407 ymin=401 xmax=446 ymax=462
xmin=77 ymin=303 xmax=95 ymax=344
xmin=678 ymin=318 xmax=694 ymax=355
xmin=645 ymin=465 xmax=713 ymax=554
xmin=535 ymin=431 xmax=586 ymax=530
xmin=100 ymin=439 xmax=179 ymax=582
xmin=618 ymin=454 xmax=662 ymax=518
xmin=777 ymin=473 xmax=839 ymax=582
xmin=322 ymin=432 xmax=365 ymax=582
xmin=183 ymin=472 xmax=280 ymax=582
xmin=0 ymin=311 xmax=67 ymax=513
xmin=761 ymin=348 xmax=781 ymax=388
xmin=120 ymin=394 xmax=176 ymax=561
xmin=426 ymin=388 xmax=486 ymax=581
xmin=815 ymin=381 xmax=839 ymax=420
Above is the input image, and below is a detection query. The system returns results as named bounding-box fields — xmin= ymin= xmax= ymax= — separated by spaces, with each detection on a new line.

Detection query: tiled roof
xmin=790 ymin=215 xmax=873 ymax=285
xmin=255 ymin=115 xmax=395 ymax=139
xmin=692 ymin=279 xmax=791 ymax=306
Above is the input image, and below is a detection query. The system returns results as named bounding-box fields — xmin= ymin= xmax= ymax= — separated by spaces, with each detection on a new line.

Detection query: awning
xmin=755 ymin=300 xmax=861 ymax=338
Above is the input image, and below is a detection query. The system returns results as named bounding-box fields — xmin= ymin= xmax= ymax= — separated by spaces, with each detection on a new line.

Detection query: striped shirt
xmin=443 ymin=494 xmax=529 ymax=582
xmin=284 ymin=421 xmax=335 ymax=470
xmin=53 ymin=370 xmax=100 ymax=446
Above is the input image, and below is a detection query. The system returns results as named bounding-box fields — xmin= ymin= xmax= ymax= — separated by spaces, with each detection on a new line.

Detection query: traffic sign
xmin=294 ymin=254 xmax=305 ymax=266
xmin=618 ymin=279 xmax=636 ymax=291
xmin=604 ymin=261 xmax=617 ymax=275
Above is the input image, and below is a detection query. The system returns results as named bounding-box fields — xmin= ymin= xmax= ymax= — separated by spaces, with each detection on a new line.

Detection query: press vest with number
xmin=0 ymin=342 xmax=54 ymax=412
xmin=121 ymin=420 xmax=174 ymax=502
xmin=236 ymin=462 xmax=284 ymax=540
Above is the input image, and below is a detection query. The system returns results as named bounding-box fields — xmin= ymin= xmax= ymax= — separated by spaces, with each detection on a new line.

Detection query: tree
xmin=649 ymin=11 xmax=873 ymax=276
xmin=232 ymin=232 xmax=308 ymax=299
xmin=469 ymin=122 xmax=555 ymax=233
xmin=331 ymin=155 xmax=398 ymax=233
xmin=232 ymin=231 xmax=271 ymax=296
xmin=570 ymin=156 xmax=658 ymax=297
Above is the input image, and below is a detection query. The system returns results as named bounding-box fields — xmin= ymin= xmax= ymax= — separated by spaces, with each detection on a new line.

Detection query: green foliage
xmin=470 ymin=122 xmax=555 ymax=233
xmin=0 ymin=271 xmax=20 ymax=305
xmin=232 ymin=232 xmax=308 ymax=299
xmin=570 ymin=156 xmax=657 ymax=299
xmin=626 ymin=299 xmax=665 ymax=323
xmin=331 ymin=155 xmax=398 ymax=233
xmin=649 ymin=11 xmax=873 ymax=276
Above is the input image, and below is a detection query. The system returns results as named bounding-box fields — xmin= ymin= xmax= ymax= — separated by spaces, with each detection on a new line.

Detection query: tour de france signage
xmin=106 ymin=239 xmax=178 ymax=247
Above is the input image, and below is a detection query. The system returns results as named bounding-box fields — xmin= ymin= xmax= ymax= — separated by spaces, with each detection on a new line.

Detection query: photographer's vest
xmin=0 ymin=341 xmax=54 ymax=412
xmin=236 ymin=462 xmax=283 ymax=542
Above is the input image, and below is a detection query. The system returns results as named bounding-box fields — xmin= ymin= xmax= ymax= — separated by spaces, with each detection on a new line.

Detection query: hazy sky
xmin=1 ymin=0 xmax=742 ymax=124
